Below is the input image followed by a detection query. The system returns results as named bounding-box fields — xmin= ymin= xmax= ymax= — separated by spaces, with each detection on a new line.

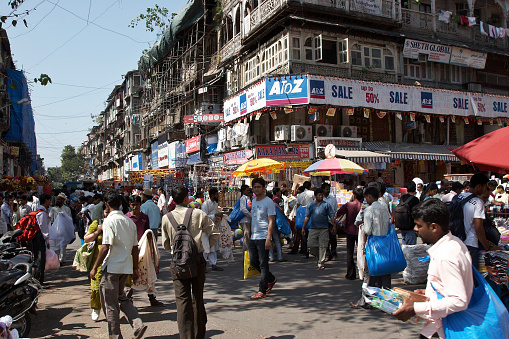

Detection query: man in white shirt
xmin=90 ymin=190 xmax=147 ymax=339
xmin=441 ymin=181 xmax=464 ymax=203
xmin=49 ymin=193 xmax=73 ymax=264
xmin=18 ymin=194 xmax=33 ymax=218
xmin=455 ymin=173 xmax=501 ymax=269
xmin=157 ymin=188 xmax=167 ymax=215
xmin=34 ymin=194 xmax=51 ymax=285
xmin=394 ymin=199 xmax=474 ymax=338
xmin=239 ymin=185 xmax=252 ymax=251
xmin=201 ymin=187 xmax=223 ymax=271
xmin=30 ymin=192 xmax=40 ymax=211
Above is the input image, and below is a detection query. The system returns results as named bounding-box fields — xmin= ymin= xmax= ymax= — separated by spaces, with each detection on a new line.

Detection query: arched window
xmin=234 ymin=7 xmax=241 ymax=36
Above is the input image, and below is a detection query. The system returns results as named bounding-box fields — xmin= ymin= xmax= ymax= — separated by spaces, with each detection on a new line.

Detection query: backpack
xmin=228 ymin=197 xmax=251 ymax=229
xmin=167 ymin=208 xmax=199 ymax=280
xmin=393 ymin=195 xmax=415 ymax=231
xmin=447 ymin=193 xmax=476 ymax=241
xmin=15 ymin=209 xmax=44 ymax=242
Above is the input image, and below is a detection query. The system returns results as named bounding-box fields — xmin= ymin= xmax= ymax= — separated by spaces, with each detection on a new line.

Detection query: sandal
xmin=266 ymin=278 xmax=277 ymax=294
xmin=318 ymin=266 xmax=325 ymax=270
xmin=250 ymin=292 xmax=266 ymax=300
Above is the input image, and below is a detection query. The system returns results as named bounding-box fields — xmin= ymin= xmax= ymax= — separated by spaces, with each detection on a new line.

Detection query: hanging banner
xmin=450 ymin=47 xmax=487 ymax=69
xmin=138 ymin=153 xmax=144 ymax=171
xmin=184 ymin=114 xmax=224 ymax=124
xmin=224 ymin=80 xmax=266 ymax=123
xmin=255 ymin=144 xmax=310 ymax=160
xmin=224 ymin=149 xmax=253 ymax=165
xmin=168 ymin=141 xmax=177 ymax=169
xmin=403 ymin=39 xmax=452 ymax=64
xmin=352 ymin=0 xmax=382 ymax=16
xmin=266 ymin=75 xmax=308 ymax=106
xmin=151 ymin=141 xmax=159 ymax=170
xmin=185 ymin=135 xmax=201 ymax=154
xmin=158 ymin=141 xmax=169 ymax=168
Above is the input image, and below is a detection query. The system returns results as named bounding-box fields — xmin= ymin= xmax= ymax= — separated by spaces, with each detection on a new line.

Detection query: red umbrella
xmin=452 ymin=126 xmax=509 ymax=174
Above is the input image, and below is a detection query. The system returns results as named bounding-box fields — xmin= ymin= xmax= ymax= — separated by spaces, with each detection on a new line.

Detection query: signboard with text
xmin=224 ymin=149 xmax=253 ymax=165
xmin=403 ymin=39 xmax=452 ymax=64
xmin=184 ymin=114 xmax=224 ymax=124
xmin=185 ymin=136 xmax=201 ymax=154
xmin=255 ymin=144 xmax=310 ymax=160
xmin=314 ymin=137 xmax=363 ymax=149
xmin=158 ymin=141 xmax=169 ymax=168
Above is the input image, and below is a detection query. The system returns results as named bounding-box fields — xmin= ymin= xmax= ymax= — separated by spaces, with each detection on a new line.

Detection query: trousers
xmin=99 ymin=270 xmax=142 ymax=339
xmin=249 ymin=239 xmax=275 ymax=294
xmin=308 ymin=228 xmax=329 ymax=267
xmin=172 ymin=256 xmax=207 ymax=339
xmin=346 ymin=234 xmax=358 ymax=279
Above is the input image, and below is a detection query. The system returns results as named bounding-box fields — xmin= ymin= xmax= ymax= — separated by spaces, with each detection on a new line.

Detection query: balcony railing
xmin=220 ymin=33 xmax=241 ymax=62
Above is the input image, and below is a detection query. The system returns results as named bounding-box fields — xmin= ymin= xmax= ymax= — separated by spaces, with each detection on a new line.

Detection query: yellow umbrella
xmin=232 ymin=158 xmax=285 ymax=178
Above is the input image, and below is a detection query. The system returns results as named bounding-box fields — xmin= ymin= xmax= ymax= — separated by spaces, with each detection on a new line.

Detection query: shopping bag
xmin=276 ymin=208 xmax=291 ymax=235
xmin=295 ymin=206 xmax=309 ymax=230
xmin=243 ymin=251 xmax=260 ymax=279
xmin=45 ymin=249 xmax=60 ymax=270
xmin=365 ymin=226 xmax=406 ymax=276
xmin=434 ymin=266 xmax=509 ymax=339
xmin=72 ymin=241 xmax=97 ymax=272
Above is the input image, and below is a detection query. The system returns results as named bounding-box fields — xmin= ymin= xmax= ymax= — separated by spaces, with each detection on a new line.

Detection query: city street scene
xmin=1 ymin=0 xmax=509 ymax=338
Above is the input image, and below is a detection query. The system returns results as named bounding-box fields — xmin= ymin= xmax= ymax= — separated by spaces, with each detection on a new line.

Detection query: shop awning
xmin=363 ymin=142 xmax=459 ymax=161
xmin=335 ymin=149 xmax=391 ymax=164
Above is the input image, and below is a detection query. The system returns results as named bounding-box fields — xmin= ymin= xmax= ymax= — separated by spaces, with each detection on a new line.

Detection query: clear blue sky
xmin=1 ymin=0 xmax=187 ymax=168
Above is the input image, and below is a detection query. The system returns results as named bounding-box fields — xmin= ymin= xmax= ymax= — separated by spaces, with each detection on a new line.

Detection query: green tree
xmin=46 ymin=166 xmax=64 ymax=187
xmin=60 ymin=145 xmax=84 ymax=182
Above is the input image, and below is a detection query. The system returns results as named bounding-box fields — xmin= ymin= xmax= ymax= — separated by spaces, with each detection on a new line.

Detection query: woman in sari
xmin=83 ymin=206 xmax=108 ymax=321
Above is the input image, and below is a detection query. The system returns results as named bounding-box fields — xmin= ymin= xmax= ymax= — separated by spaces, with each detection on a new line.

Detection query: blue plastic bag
xmin=434 ymin=266 xmax=509 ymax=339
xmin=295 ymin=206 xmax=309 ymax=230
xmin=275 ymin=208 xmax=291 ymax=235
xmin=228 ymin=198 xmax=250 ymax=229
xmin=365 ymin=226 xmax=407 ymax=276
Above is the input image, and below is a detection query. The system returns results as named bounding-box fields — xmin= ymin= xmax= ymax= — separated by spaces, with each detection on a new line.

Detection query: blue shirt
xmin=1 ymin=202 xmax=12 ymax=226
xmin=305 ymin=200 xmax=334 ymax=229
xmin=140 ymin=200 xmax=161 ymax=230
xmin=251 ymin=196 xmax=276 ymax=240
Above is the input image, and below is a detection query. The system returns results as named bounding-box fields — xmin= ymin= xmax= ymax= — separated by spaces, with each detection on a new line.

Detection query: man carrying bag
xmin=162 ymin=186 xmax=219 ymax=339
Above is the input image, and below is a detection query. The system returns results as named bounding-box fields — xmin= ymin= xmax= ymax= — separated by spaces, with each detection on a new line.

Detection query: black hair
xmin=273 ymin=187 xmax=281 ymax=195
xmin=0 ymin=193 xmax=3 ymax=199
xmin=79 ymin=196 xmax=87 ymax=202
xmin=314 ymin=188 xmax=324 ymax=196
xmin=104 ymin=191 xmax=121 ymax=209
xmin=379 ymin=182 xmax=386 ymax=195
xmin=451 ymin=181 xmax=464 ymax=192
xmin=282 ymin=189 xmax=288 ymax=196
xmin=497 ymin=185 xmax=504 ymax=190
xmin=412 ymin=198 xmax=449 ymax=233
xmin=172 ymin=185 xmax=189 ymax=204
xmin=321 ymin=182 xmax=331 ymax=189
xmin=129 ymin=195 xmax=142 ymax=204
xmin=297 ymin=186 xmax=305 ymax=193
xmin=364 ymin=187 xmax=379 ymax=199
xmin=470 ymin=173 xmax=489 ymax=189
xmin=209 ymin=187 xmax=218 ymax=196
xmin=252 ymin=177 xmax=266 ymax=187
xmin=440 ymin=179 xmax=449 ymax=186
xmin=195 ymin=191 xmax=204 ymax=198
xmin=266 ymin=191 xmax=273 ymax=199
xmin=353 ymin=188 xmax=364 ymax=201
xmin=39 ymin=193 xmax=51 ymax=205
xmin=360 ymin=181 xmax=366 ymax=187
xmin=240 ymin=184 xmax=249 ymax=194
xmin=463 ymin=180 xmax=470 ymax=188
xmin=303 ymin=181 xmax=311 ymax=189
xmin=406 ymin=181 xmax=417 ymax=193
xmin=93 ymin=194 xmax=102 ymax=201
xmin=488 ymin=179 xmax=498 ymax=188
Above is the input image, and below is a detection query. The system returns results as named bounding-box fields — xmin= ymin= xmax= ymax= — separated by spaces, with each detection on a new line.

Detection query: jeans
xmin=269 ymin=228 xmax=283 ymax=261
xmin=249 ymin=239 xmax=275 ymax=294
xmin=401 ymin=230 xmax=417 ymax=245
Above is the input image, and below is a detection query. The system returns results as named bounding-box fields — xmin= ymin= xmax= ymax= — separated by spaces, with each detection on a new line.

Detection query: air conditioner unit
xmin=314 ymin=124 xmax=333 ymax=137
xmin=468 ymin=83 xmax=482 ymax=92
xmin=338 ymin=125 xmax=358 ymax=138
xmin=291 ymin=125 xmax=313 ymax=142
xmin=274 ymin=125 xmax=290 ymax=141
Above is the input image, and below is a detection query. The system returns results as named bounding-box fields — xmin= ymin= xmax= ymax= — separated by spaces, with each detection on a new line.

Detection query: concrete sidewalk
xmin=30 ymin=236 xmax=424 ymax=338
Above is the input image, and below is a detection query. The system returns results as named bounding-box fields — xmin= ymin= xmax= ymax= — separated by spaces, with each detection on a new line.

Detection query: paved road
xmin=30 ymin=236 xmax=424 ymax=338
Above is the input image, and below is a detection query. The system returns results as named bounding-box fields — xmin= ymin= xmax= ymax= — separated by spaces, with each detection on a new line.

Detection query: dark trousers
xmin=326 ymin=224 xmax=337 ymax=258
xmin=357 ymin=263 xmax=391 ymax=306
xmin=467 ymin=245 xmax=479 ymax=270
xmin=172 ymin=256 xmax=207 ymax=339
xmin=249 ymin=239 xmax=275 ymax=294
xmin=291 ymin=229 xmax=308 ymax=254
xmin=346 ymin=234 xmax=358 ymax=279
xmin=30 ymin=230 xmax=46 ymax=284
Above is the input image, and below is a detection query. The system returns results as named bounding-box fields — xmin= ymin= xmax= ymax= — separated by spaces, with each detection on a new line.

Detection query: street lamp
xmin=1 ymin=97 xmax=30 ymax=110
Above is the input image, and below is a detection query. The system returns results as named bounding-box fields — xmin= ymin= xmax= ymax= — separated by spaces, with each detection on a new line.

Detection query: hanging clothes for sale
xmin=438 ymin=10 xmax=452 ymax=24
xmin=460 ymin=15 xmax=469 ymax=27
xmin=480 ymin=21 xmax=489 ymax=36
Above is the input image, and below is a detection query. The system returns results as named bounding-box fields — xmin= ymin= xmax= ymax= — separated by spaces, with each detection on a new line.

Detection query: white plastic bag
xmin=50 ymin=212 xmax=76 ymax=249
xmin=45 ymin=249 xmax=60 ymax=270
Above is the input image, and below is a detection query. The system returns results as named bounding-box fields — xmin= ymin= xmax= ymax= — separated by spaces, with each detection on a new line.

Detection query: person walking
xmin=162 ymin=185 xmax=219 ymax=339
xmin=141 ymin=189 xmax=162 ymax=241
xmin=34 ymin=194 xmax=51 ymax=286
xmin=238 ymin=185 xmax=252 ymax=251
xmin=301 ymin=188 xmax=335 ymax=270
xmin=157 ymin=188 xmax=167 ymax=215
xmin=126 ymin=194 xmax=164 ymax=307
xmin=249 ymin=178 xmax=277 ymax=299
xmin=49 ymin=192 xmax=73 ymax=264
xmin=18 ymin=194 xmax=32 ymax=218
xmin=322 ymin=183 xmax=339 ymax=262
xmin=90 ymin=190 xmax=147 ymax=339
xmin=201 ymin=187 xmax=224 ymax=271
xmin=90 ymin=194 xmax=104 ymax=224
xmin=1 ymin=194 xmax=12 ymax=227
xmin=335 ymin=187 xmax=363 ymax=280
xmin=393 ymin=181 xmax=420 ymax=245
xmin=0 ymin=194 xmax=7 ymax=237
xmin=295 ymin=181 xmax=315 ymax=258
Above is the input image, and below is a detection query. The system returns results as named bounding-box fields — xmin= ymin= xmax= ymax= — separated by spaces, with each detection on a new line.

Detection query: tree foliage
xmin=46 ymin=166 xmax=64 ymax=186
xmin=60 ymin=145 xmax=84 ymax=182
xmin=129 ymin=5 xmax=176 ymax=34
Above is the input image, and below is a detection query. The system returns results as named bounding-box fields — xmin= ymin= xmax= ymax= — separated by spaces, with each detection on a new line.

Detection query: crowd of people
xmin=1 ymin=171 xmax=508 ymax=338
